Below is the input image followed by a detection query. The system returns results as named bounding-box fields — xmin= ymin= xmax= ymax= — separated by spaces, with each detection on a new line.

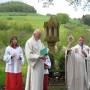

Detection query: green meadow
xmin=0 ymin=12 xmax=90 ymax=90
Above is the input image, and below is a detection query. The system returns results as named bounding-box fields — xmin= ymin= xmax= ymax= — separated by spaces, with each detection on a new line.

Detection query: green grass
xmin=48 ymin=86 xmax=65 ymax=90
xmin=0 ymin=12 xmax=50 ymax=47
xmin=0 ymin=61 xmax=5 ymax=88
xmin=0 ymin=12 xmax=90 ymax=90
xmin=0 ymin=12 xmax=49 ymax=28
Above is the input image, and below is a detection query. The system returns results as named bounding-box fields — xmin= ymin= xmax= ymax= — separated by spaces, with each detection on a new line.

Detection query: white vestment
xmin=3 ymin=46 xmax=24 ymax=73
xmin=25 ymin=36 xmax=44 ymax=90
xmin=44 ymin=55 xmax=51 ymax=75
xmin=65 ymin=44 xmax=90 ymax=90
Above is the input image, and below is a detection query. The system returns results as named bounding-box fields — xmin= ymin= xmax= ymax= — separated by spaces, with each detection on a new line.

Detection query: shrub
xmin=81 ymin=14 xmax=90 ymax=26
xmin=56 ymin=13 xmax=69 ymax=24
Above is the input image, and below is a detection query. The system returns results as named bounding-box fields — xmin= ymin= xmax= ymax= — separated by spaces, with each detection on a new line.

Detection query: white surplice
xmin=44 ymin=55 xmax=51 ymax=74
xmin=25 ymin=36 xmax=44 ymax=90
xmin=3 ymin=46 xmax=24 ymax=73
xmin=65 ymin=44 xmax=90 ymax=90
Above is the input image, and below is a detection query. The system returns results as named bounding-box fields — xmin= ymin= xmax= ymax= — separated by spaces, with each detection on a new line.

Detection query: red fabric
xmin=43 ymin=74 xmax=48 ymax=90
xmin=5 ymin=72 xmax=24 ymax=90
xmin=11 ymin=44 xmax=18 ymax=49
xmin=44 ymin=64 xmax=48 ymax=69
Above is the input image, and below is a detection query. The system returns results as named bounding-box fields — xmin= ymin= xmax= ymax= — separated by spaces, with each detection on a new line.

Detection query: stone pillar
xmin=44 ymin=16 xmax=60 ymax=70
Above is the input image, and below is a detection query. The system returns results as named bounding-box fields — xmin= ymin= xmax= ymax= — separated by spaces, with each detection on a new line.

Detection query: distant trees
xmin=0 ymin=1 xmax=36 ymax=13
xmin=56 ymin=13 xmax=69 ymax=24
xmin=48 ymin=13 xmax=70 ymax=25
xmin=81 ymin=15 xmax=90 ymax=26
xmin=49 ymin=13 xmax=69 ymax=24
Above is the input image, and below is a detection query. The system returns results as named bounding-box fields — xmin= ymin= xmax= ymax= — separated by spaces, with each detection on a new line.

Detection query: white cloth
xmin=65 ymin=44 xmax=90 ymax=90
xmin=25 ymin=36 xmax=45 ymax=90
xmin=86 ymin=52 xmax=90 ymax=89
xmin=44 ymin=55 xmax=51 ymax=74
xmin=3 ymin=46 xmax=24 ymax=73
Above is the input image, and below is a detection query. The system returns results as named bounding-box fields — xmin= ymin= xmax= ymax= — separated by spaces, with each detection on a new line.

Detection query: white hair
xmin=33 ymin=28 xmax=41 ymax=34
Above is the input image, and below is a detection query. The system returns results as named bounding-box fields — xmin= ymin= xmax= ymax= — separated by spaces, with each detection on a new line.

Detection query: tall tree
xmin=65 ymin=0 xmax=90 ymax=10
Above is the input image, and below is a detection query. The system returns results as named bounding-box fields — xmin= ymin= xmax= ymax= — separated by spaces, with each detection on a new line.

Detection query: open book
xmin=40 ymin=48 xmax=48 ymax=56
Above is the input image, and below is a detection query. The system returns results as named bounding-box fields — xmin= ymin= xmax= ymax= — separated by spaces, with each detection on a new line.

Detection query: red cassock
xmin=5 ymin=72 xmax=24 ymax=90
xmin=43 ymin=74 xmax=48 ymax=90
xmin=43 ymin=63 xmax=50 ymax=90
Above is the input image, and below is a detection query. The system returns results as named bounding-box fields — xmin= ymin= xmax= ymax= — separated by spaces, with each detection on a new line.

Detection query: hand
xmin=75 ymin=48 xmax=78 ymax=53
xmin=81 ymin=50 xmax=87 ymax=57
xmin=67 ymin=49 xmax=72 ymax=54
xmin=44 ymin=64 xmax=48 ymax=69
xmin=12 ymin=53 xmax=19 ymax=60
xmin=12 ymin=53 xmax=16 ymax=58
xmin=39 ymin=56 xmax=46 ymax=61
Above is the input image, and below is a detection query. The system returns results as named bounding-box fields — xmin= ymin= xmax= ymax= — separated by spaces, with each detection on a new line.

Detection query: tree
xmin=65 ymin=0 xmax=90 ymax=10
xmin=0 ymin=1 xmax=36 ymax=13
xmin=81 ymin=14 xmax=90 ymax=26
xmin=56 ymin=13 xmax=69 ymax=24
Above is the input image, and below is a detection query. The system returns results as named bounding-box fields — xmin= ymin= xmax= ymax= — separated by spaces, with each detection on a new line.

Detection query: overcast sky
xmin=0 ymin=0 xmax=90 ymax=18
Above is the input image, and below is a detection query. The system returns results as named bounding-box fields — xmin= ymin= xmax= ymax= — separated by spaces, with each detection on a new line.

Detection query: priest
xmin=65 ymin=36 xmax=90 ymax=90
xmin=25 ymin=29 xmax=46 ymax=90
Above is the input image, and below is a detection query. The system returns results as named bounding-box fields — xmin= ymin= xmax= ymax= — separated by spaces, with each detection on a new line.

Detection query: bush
xmin=10 ymin=21 xmax=34 ymax=32
xmin=81 ymin=14 xmax=90 ymax=26
xmin=56 ymin=13 xmax=69 ymax=24
xmin=54 ymin=45 xmax=65 ymax=72
xmin=0 ymin=20 xmax=10 ymax=30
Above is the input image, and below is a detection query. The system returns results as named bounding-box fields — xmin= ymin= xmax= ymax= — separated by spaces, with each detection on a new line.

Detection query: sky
xmin=0 ymin=0 xmax=90 ymax=18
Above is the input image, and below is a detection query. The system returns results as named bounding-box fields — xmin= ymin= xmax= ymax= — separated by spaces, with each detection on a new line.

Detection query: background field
xmin=0 ymin=12 xmax=90 ymax=90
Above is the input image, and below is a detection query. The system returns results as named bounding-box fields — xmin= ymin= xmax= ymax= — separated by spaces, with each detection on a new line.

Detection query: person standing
xmin=43 ymin=55 xmax=51 ymax=90
xmin=3 ymin=36 xmax=24 ymax=90
xmin=25 ymin=29 xmax=46 ymax=90
xmin=65 ymin=36 xmax=90 ymax=90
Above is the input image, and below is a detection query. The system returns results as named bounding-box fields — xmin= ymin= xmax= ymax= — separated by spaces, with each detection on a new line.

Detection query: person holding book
xmin=25 ymin=29 xmax=48 ymax=90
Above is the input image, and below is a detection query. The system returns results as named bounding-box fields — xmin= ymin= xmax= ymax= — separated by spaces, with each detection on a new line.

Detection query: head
xmin=78 ymin=36 xmax=85 ymax=46
xmin=10 ymin=36 xmax=18 ymax=48
xmin=33 ymin=29 xmax=41 ymax=41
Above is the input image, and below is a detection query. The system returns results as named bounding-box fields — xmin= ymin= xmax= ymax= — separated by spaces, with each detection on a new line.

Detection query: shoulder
xmin=17 ymin=46 xmax=23 ymax=52
xmin=18 ymin=46 xmax=22 ymax=49
xmin=26 ymin=37 xmax=33 ymax=45
xmin=5 ymin=46 xmax=11 ymax=50
xmin=84 ymin=45 xmax=90 ymax=49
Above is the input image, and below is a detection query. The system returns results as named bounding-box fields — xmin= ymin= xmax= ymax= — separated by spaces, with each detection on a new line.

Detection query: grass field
xmin=0 ymin=12 xmax=90 ymax=90
xmin=0 ymin=12 xmax=49 ymax=29
xmin=0 ymin=12 xmax=50 ymax=47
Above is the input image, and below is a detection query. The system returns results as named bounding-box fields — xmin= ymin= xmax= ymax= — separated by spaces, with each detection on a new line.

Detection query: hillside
xmin=0 ymin=12 xmax=90 ymax=88
xmin=0 ymin=1 xmax=36 ymax=13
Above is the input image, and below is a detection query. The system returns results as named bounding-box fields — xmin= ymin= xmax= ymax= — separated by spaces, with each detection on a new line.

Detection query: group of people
xmin=3 ymin=29 xmax=51 ymax=90
xmin=3 ymin=27 xmax=90 ymax=90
